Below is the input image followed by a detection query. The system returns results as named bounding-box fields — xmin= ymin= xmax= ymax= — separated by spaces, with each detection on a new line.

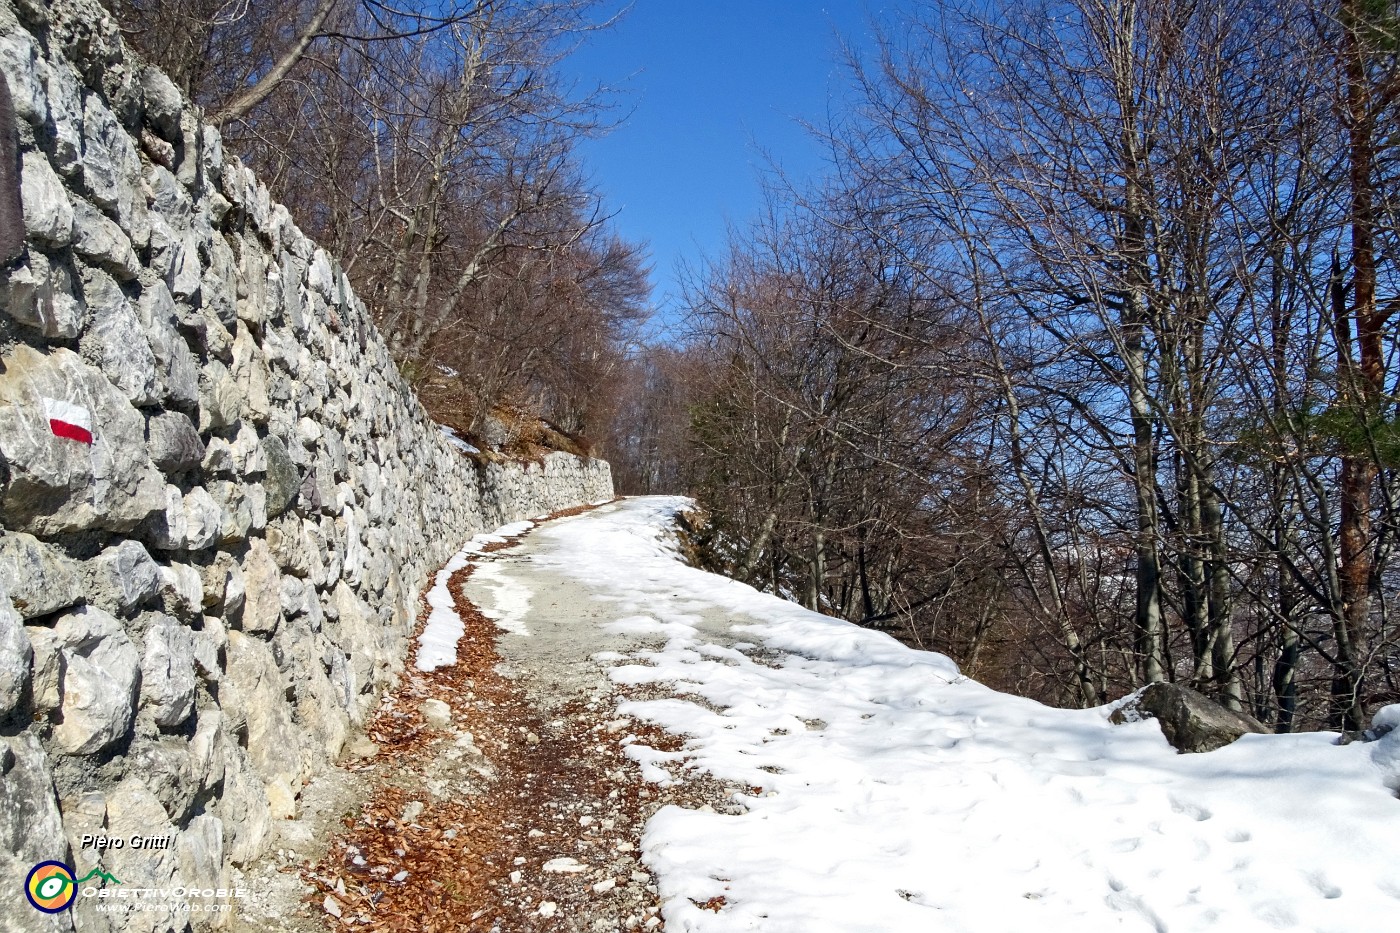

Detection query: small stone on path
xmin=543 ymin=856 xmax=588 ymax=873
xmin=421 ymin=698 xmax=452 ymax=729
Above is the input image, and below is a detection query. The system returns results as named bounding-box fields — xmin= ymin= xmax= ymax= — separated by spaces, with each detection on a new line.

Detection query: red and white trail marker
xmin=42 ymin=397 xmax=93 ymax=445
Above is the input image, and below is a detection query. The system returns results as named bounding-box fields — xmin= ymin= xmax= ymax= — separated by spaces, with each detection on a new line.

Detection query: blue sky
xmin=560 ymin=2 xmax=885 ymax=332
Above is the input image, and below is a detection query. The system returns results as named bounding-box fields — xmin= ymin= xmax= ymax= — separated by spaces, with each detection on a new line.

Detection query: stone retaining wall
xmin=0 ymin=1 xmax=612 ymax=928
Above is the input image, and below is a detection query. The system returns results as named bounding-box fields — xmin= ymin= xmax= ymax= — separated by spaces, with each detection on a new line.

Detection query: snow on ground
xmin=439 ymin=424 xmax=480 ymax=454
xmin=469 ymin=559 xmax=534 ymax=636
xmin=415 ymin=520 xmax=533 ymax=670
xmin=538 ymin=497 xmax=1400 ymax=933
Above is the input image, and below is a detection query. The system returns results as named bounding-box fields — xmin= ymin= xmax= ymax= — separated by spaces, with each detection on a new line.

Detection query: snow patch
xmin=413 ymin=520 xmax=534 ymax=671
xmin=438 ymin=424 xmax=479 ymax=454
xmin=534 ymin=496 xmax=1400 ymax=933
xmin=470 ymin=561 xmax=534 ymax=636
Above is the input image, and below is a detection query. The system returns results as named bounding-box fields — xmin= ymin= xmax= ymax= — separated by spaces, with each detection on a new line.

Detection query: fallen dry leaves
xmin=303 ymin=501 xmax=688 ymax=932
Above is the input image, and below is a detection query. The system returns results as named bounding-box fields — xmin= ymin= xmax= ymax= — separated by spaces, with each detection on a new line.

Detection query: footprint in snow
xmin=1168 ymin=796 xmax=1213 ymax=821
xmin=1305 ymin=871 xmax=1342 ymax=899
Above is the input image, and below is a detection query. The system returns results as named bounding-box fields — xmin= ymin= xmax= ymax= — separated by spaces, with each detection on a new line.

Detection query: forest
xmin=117 ymin=0 xmax=1400 ymax=732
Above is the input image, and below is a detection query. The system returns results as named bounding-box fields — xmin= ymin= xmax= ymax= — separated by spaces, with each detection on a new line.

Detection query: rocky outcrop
xmin=0 ymin=0 xmax=612 ymax=927
xmin=1111 ymin=683 xmax=1268 ymax=753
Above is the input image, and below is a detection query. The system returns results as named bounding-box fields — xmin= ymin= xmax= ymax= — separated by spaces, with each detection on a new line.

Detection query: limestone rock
xmin=208 ymin=190 xmax=233 ymax=225
xmin=239 ymin=538 xmax=282 ymax=634
xmin=139 ymin=65 xmax=182 ymax=139
xmin=1110 ymin=682 xmax=1268 ymax=753
xmin=199 ymin=360 xmax=243 ymax=432
xmin=127 ymin=734 xmax=201 ymax=822
xmin=208 ymin=479 xmax=255 ymax=544
xmin=223 ymin=630 xmax=302 ymax=786
xmin=202 ymin=436 xmax=235 ymax=474
xmin=183 ymin=486 xmax=222 ymax=550
xmin=192 ymin=614 xmax=227 ymax=681
xmin=190 ymin=708 xmax=227 ymax=789
xmin=142 ymin=483 xmax=188 ymax=550
xmin=21 ymin=149 xmax=73 ymax=247
xmin=0 ymin=733 xmax=72 ymax=933
xmin=265 ymin=775 xmax=296 ymax=820
xmin=43 ymin=605 xmax=140 ymax=755
xmin=0 ymin=346 xmax=165 ymax=535
xmin=27 ymin=625 xmax=62 ymax=713
xmin=146 ymin=210 xmax=178 ymax=279
xmin=0 ymin=580 xmax=32 ymax=718
xmin=421 ymin=698 xmax=451 ymax=730
xmin=231 ymin=324 xmax=271 ymax=424
xmin=140 ymin=615 xmax=196 ymax=729
xmin=175 ymin=110 xmax=200 ymax=189
xmin=261 ymin=434 xmax=299 ymax=517
xmin=81 ymin=91 xmax=151 ymax=250
xmin=265 ymin=512 xmax=312 ymax=577
xmin=59 ymin=790 xmax=113 ymax=933
xmin=84 ymin=267 xmax=159 ymax=405
xmin=231 ymin=421 xmax=266 ymax=475
xmin=86 ymin=539 xmax=161 ymax=615
xmin=308 ymin=248 xmax=336 ymax=299
xmin=136 ymin=282 xmax=199 ymax=409
xmin=0 ymin=28 xmax=46 ymax=127
xmin=203 ymin=231 xmax=238 ymax=327
xmin=3 ymin=111 xmax=27 ymax=264
xmin=279 ymin=251 xmax=308 ymax=336
xmin=177 ymin=813 xmax=226 ymax=894
xmin=159 ymin=561 xmax=203 ymax=620
xmin=0 ymin=532 xmax=83 ymax=619
xmin=222 ymin=744 xmax=270 ymax=866
xmin=332 ymin=581 xmax=384 ymax=709
xmin=0 ymin=251 xmax=86 ymax=338
xmin=71 ymin=197 xmax=139 ymax=280
xmin=290 ymin=645 xmax=348 ymax=760
xmin=364 ymin=526 xmax=392 ymax=594
xmin=195 ymin=551 xmax=237 ymax=614
xmin=222 ymin=558 xmax=246 ymax=618
xmin=279 ymin=574 xmax=307 ymax=618
xmin=340 ymin=506 xmax=367 ymax=589
xmin=146 ymin=165 xmax=192 ymax=232
xmin=102 ymin=777 xmax=181 ymax=924
xmin=59 ymin=792 xmax=107 ymax=861
xmin=145 ymin=409 xmax=203 ymax=473
xmin=169 ymin=227 xmax=201 ymax=301
xmin=42 ymin=48 xmax=83 ymax=177
xmin=297 ymin=465 xmax=324 ymax=514
xmin=201 ymin=124 xmax=224 ymax=179
xmin=302 ymin=517 xmax=329 ymax=586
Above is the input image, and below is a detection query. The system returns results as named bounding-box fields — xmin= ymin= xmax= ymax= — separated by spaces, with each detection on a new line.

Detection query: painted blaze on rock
xmin=42 ymin=396 xmax=93 ymax=443
xmin=0 ymin=346 xmax=164 ymax=534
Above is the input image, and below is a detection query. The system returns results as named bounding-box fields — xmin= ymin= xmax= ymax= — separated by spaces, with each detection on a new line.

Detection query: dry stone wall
xmin=0 ymin=1 xmax=612 ymax=927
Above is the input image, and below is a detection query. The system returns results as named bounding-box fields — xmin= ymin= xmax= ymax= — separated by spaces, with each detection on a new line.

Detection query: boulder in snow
xmin=1110 ymin=682 xmax=1267 ymax=753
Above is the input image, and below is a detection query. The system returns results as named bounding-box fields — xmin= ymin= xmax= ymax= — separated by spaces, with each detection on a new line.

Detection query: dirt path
xmin=231 ymin=501 xmax=727 ymax=933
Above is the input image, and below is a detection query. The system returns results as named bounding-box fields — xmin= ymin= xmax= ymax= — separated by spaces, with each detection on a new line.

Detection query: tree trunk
xmin=213 ymin=0 xmax=341 ymax=125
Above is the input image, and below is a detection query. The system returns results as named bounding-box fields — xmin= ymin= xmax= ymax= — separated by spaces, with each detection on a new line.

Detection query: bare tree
xmin=111 ymin=0 xmax=648 ymax=442
xmin=676 ymin=0 xmax=1400 ymax=726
